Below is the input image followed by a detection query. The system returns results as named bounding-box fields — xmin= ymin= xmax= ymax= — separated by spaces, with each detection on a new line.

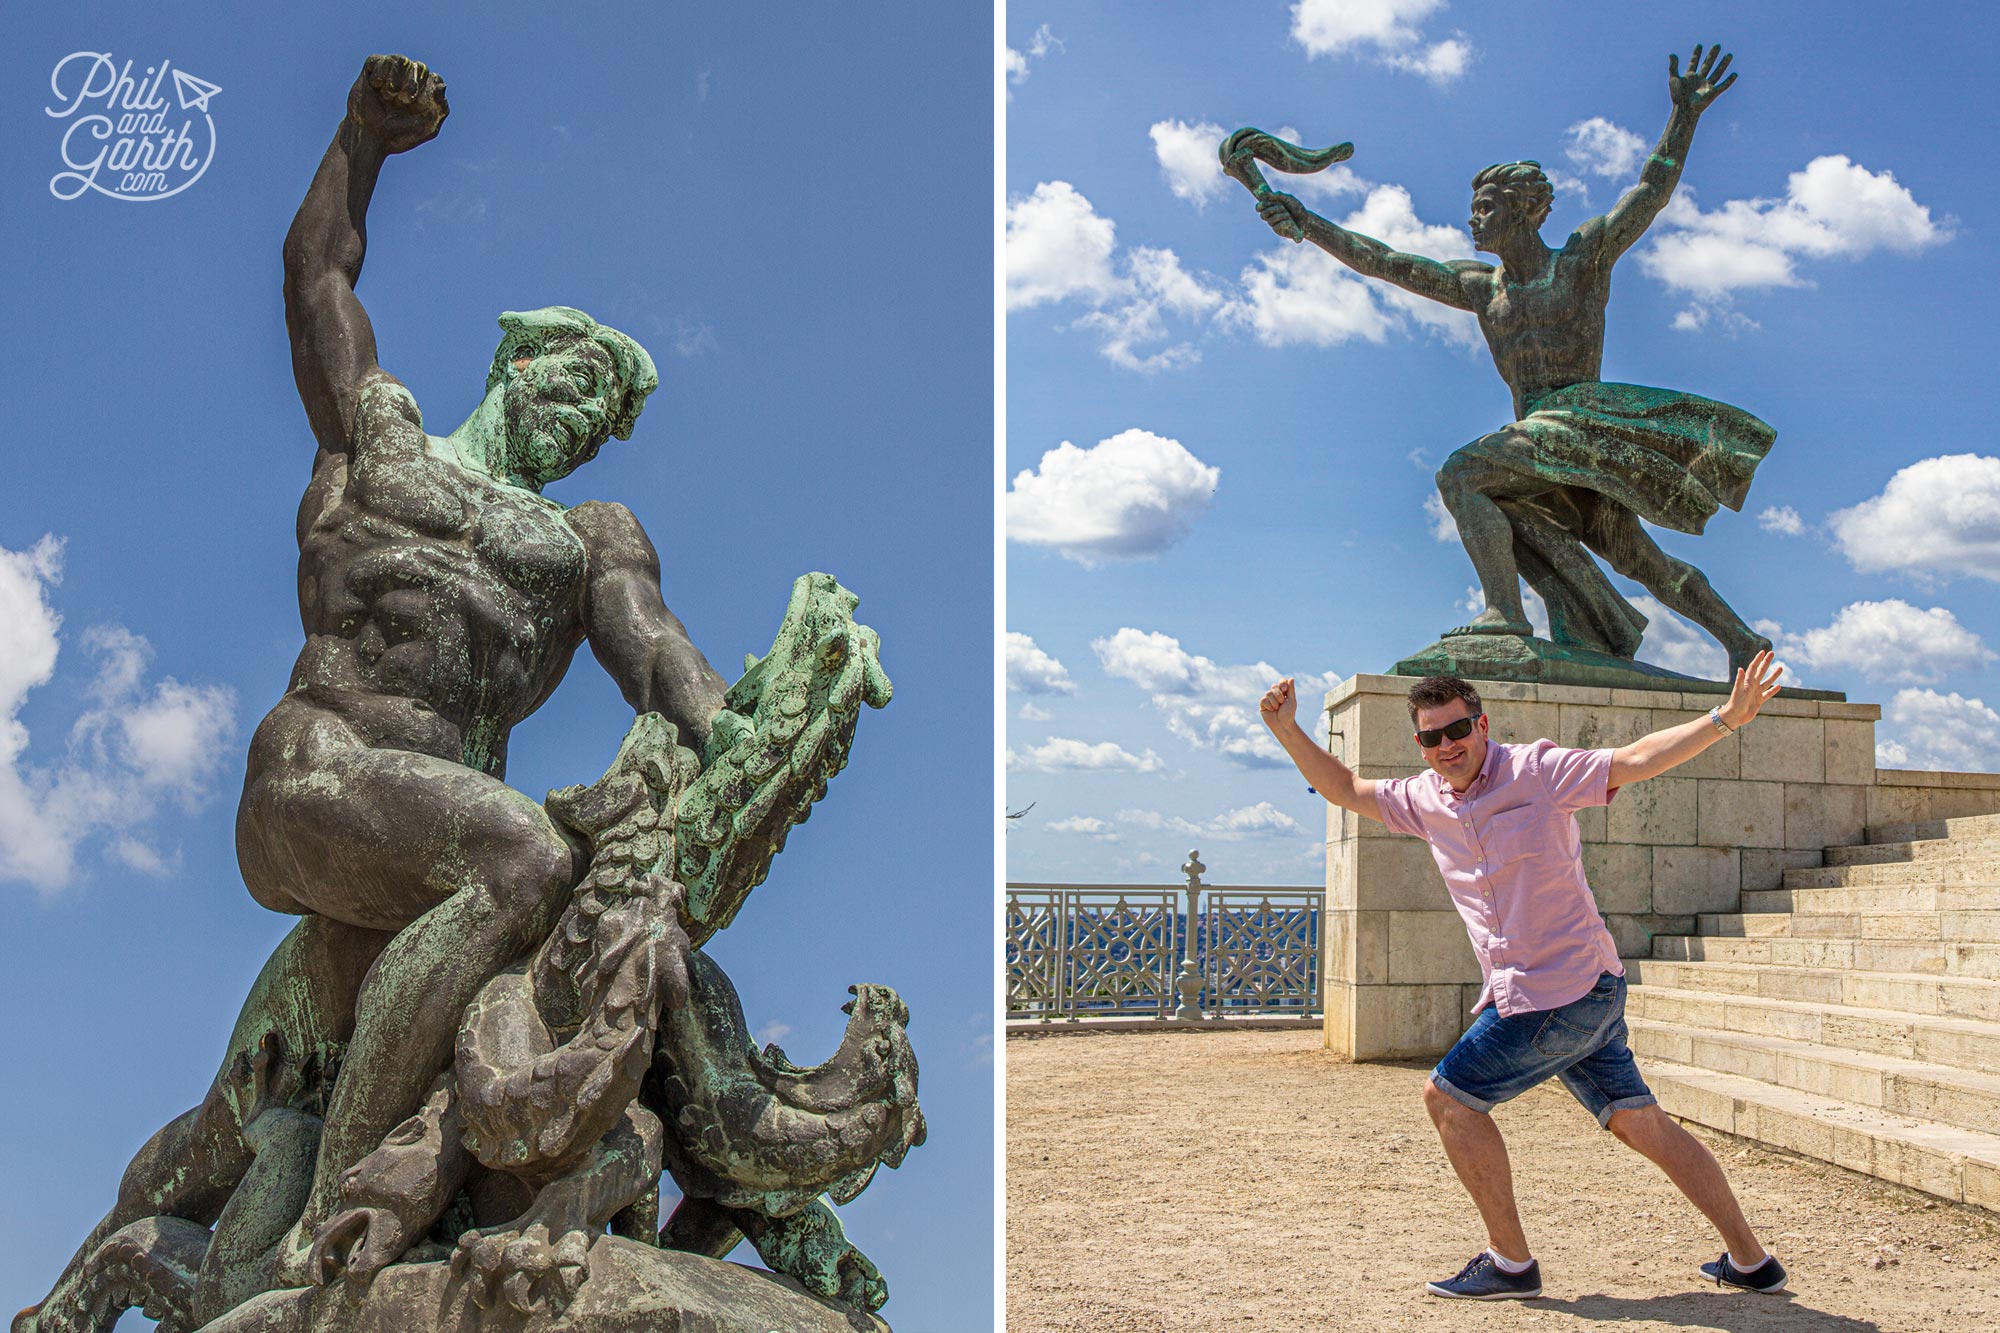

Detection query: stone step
xmin=1640 ymin=928 xmax=2000 ymax=980
xmin=1629 ymin=1017 xmax=2000 ymax=1138
xmin=1826 ymin=834 xmax=2000 ymax=868
xmin=1868 ymin=811 xmax=2000 ymax=845
xmin=1632 ymin=948 xmax=1992 ymax=1012
xmin=1645 ymin=1060 xmax=2000 ymax=1211
xmin=1696 ymin=910 xmax=2000 ymax=942
xmin=1624 ymin=984 xmax=2000 ymax=1076
xmin=1744 ymin=882 xmax=2000 ymax=915
xmin=1781 ymin=861 xmax=2000 ymax=890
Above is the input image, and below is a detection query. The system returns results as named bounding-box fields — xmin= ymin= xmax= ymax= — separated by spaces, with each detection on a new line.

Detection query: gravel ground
xmin=1005 ymin=1029 xmax=2000 ymax=1333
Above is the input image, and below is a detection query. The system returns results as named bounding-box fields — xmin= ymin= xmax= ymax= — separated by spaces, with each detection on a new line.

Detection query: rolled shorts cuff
xmin=1594 ymin=1092 xmax=1658 ymax=1129
xmin=1429 ymin=1072 xmax=1495 ymax=1115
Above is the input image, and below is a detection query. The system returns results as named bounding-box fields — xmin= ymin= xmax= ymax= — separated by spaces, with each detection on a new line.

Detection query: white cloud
xmin=1048 ymin=816 xmax=1117 ymax=838
xmin=1006 ymin=632 xmax=1078 ymax=694
xmin=1758 ymin=505 xmax=1804 ymax=536
xmin=755 ymin=1021 xmax=793 ymax=1047
xmin=1073 ymin=246 xmax=1222 ymax=371
xmin=1219 ymin=185 xmax=1478 ymax=347
xmin=1828 ymin=454 xmax=2000 ymax=584
xmin=0 ymin=536 xmax=64 ymax=728
xmin=1007 ymin=737 xmax=1165 ymax=774
xmin=1114 ymin=808 xmax=1202 ymax=836
xmin=1668 ymin=303 xmax=1760 ymax=336
xmin=0 ymin=537 xmax=237 ymax=895
xmin=1769 ymin=600 xmax=1992 ymax=686
xmin=1291 ymin=1 xmax=1471 ymax=82
xmin=1211 ymin=802 xmax=1302 ymax=836
xmin=1005 ymin=24 xmax=1063 ymax=95
xmin=1385 ymin=37 xmax=1472 ymax=84
xmin=106 ymin=835 xmax=175 ymax=877
xmin=1877 ymin=689 xmax=2000 ymax=773
xmin=1007 ymin=428 xmax=1220 ymax=566
xmin=1292 ymin=0 xmax=1443 ymax=54
xmin=1006 ymin=181 xmax=1123 ymax=311
xmin=1425 ymin=492 xmax=1457 ymax=542
xmin=1151 ymin=119 xmax=1229 ymax=207
xmin=1014 ymin=163 xmax=1471 ymax=368
xmin=1112 ymin=804 xmax=1301 ymax=841
xmin=1223 ymin=241 xmax=1391 ymax=347
xmin=1093 ymin=628 xmax=1339 ymax=768
xmin=1018 ymin=701 xmax=1053 ymax=722
xmin=1564 ymin=117 xmax=1647 ymax=181
xmin=1640 ymin=155 xmax=1951 ymax=324
xmin=1005 ymin=181 xmax=1223 ymax=369
xmin=1630 ymin=596 xmax=1729 ymax=681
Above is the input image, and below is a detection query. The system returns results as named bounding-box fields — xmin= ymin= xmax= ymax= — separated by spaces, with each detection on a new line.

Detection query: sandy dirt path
xmin=1005 ymin=1029 xmax=2000 ymax=1333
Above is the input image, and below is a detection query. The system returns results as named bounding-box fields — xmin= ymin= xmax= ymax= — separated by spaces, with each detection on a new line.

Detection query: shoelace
xmin=1455 ymin=1254 xmax=1495 ymax=1283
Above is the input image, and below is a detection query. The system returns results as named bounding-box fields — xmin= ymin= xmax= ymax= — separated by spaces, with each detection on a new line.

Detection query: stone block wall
xmin=1320 ymin=673 xmax=2000 ymax=1059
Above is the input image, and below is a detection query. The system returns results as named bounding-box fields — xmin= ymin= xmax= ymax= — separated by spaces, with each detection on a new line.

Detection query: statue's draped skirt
xmin=1458 ymin=381 xmax=1776 ymax=535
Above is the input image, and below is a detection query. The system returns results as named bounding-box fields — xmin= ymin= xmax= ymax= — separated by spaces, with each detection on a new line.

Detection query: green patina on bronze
xmin=1235 ymin=45 xmax=1792 ymax=693
xmin=18 ymin=54 xmax=920 ymax=1333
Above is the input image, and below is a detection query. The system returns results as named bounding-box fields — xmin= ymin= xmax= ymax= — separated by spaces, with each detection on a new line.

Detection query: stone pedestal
xmin=199 ymin=1238 xmax=889 ymax=1333
xmin=1319 ymin=673 xmax=2000 ymax=1060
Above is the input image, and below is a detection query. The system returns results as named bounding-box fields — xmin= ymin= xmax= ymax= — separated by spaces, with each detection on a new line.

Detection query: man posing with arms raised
xmin=1260 ymin=654 xmax=1786 ymax=1300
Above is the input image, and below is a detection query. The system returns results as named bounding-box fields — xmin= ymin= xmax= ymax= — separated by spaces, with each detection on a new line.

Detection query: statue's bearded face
xmin=502 ymin=337 xmax=621 ymax=485
xmin=1468 ymin=184 xmax=1518 ymax=253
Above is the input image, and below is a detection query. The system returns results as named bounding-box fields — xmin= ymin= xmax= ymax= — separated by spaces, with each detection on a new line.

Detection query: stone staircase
xmin=1625 ymin=811 xmax=2000 ymax=1212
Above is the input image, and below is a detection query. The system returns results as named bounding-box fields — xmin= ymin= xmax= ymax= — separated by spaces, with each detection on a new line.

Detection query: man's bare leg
xmin=1607 ymin=1105 xmax=1766 ymax=1264
xmin=1422 ymin=1079 xmax=1531 ymax=1262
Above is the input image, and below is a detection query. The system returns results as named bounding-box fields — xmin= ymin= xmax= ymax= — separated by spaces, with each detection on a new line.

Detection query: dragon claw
xmin=451 ymin=1221 xmax=592 ymax=1319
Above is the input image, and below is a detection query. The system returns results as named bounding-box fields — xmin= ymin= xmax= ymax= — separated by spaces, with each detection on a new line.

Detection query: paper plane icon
xmin=172 ymin=68 xmax=221 ymax=113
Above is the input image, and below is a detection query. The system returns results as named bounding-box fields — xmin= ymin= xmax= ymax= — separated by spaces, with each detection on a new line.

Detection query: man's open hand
xmin=347 ymin=55 xmax=449 ymax=154
xmin=1719 ymin=648 xmax=1783 ymax=729
xmin=1259 ymin=677 xmax=1298 ymax=731
xmin=1668 ymin=44 xmax=1736 ymax=114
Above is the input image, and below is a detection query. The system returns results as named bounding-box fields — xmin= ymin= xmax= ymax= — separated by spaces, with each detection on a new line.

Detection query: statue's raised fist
xmin=347 ymin=54 xmax=449 ymax=153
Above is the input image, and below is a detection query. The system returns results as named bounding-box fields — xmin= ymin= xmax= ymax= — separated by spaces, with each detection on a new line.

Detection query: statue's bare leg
xmin=235 ymin=701 xmax=585 ymax=1281
xmin=1435 ymin=439 xmax=1555 ymax=637
xmin=1582 ymin=505 xmax=1773 ymax=673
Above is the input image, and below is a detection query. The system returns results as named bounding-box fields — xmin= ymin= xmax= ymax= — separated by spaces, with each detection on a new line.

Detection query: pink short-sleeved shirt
xmin=1374 ymin=738 xmax=1623 ymax=1017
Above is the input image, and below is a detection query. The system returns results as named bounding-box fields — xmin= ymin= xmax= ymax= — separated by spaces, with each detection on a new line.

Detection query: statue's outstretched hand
xmin=1668 ymin=44 xmax=1736 ymax=113
xmin=347 ymin=54 xmax=449 ymax=154
xmin=1259 ymin=677 xmax=1298 ymax=732
xmin=1257 ymin=191 xmax=1307 ymax=241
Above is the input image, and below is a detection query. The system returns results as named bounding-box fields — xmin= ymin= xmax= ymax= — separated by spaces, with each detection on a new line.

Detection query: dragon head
xmin=677 ymin=573 xmax=891 ymax=939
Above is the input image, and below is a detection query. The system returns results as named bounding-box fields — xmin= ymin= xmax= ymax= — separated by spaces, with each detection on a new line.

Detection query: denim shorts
xmin=1430 ymin=971 xmax=1656 ymax=1128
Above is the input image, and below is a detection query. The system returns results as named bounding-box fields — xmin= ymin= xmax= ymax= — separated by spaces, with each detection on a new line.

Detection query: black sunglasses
xmin=1414 ymin=714 xmax=1482 ymax=748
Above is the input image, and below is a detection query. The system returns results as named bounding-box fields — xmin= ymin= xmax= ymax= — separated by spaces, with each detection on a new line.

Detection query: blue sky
xmin=0 ymin=4 xmax=991 ymax=1329
xmin=1006 ymin=1 xmax=2000 ymax=885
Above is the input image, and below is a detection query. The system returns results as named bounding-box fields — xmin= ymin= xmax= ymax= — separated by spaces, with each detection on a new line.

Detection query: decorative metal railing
xmin=1005 ymin=861 xmax=1323 ymax=1021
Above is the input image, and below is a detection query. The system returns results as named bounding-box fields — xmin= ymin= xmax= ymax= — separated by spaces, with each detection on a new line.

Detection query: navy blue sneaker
xmin=1425 ymin=1252 xmax=1542 ymax=1300
xmin=1700 ymin=1252 xmax=1787 ymax=1293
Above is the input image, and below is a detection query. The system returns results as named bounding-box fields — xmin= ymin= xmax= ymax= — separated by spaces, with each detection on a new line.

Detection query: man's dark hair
xmin=1406 ymin=675 xmax=1483 ymax=727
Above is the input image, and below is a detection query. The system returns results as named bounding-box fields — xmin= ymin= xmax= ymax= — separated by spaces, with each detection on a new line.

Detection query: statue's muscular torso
xmin=1470 ymin=233 xmax=1615 ymax=419
xmin=287 ymin=377 xmax=591 ymax=777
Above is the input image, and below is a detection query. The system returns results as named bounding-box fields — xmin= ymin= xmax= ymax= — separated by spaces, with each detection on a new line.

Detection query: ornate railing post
xmin=1174 ymin=850 xmax=1206 ymax=1021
